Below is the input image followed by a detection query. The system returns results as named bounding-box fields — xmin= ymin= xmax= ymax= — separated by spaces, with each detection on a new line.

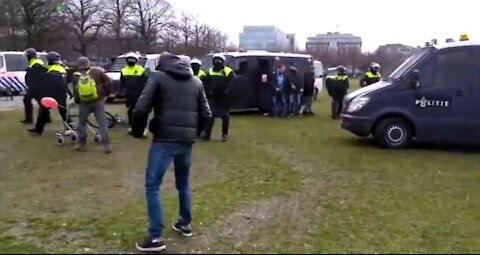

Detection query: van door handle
xmin=455 ymin=90 xmax=464 ymax=96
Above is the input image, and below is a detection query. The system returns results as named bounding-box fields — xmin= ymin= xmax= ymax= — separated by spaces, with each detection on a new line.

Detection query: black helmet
xmin=47 ymin=51 xmax=61 ymax=64
xmin=24 ymin=48 xmax=37 ymax=59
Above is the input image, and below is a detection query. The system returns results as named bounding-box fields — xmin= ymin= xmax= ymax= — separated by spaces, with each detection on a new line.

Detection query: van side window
xmin=0 ymin=55 xmax=4 ymax=68
xmin=433 ymin=49 xmax=474 ymax=88
xmin=234 ymin=58 xmax=248 ymax=75
xmin=145 ymin=59 xmax=155 ymax=70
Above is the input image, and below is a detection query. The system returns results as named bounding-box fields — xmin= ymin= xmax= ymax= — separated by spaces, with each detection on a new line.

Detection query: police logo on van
xmin=415 ymin=96 xmax=450 ymax=108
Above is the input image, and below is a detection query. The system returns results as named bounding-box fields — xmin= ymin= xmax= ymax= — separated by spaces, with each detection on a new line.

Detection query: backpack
xmin=77 ymin=71 xmax=99 ymax=102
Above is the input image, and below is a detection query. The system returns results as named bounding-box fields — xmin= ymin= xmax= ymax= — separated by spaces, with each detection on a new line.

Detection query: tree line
xmin=0 ymin=0 xmax=229 ymax=61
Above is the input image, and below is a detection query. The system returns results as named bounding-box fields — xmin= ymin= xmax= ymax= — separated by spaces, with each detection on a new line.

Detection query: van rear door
xmin=413 ymin=47 xmax=475 ymax=144
xmin=469 ymin=47 xmax=480 ymax=145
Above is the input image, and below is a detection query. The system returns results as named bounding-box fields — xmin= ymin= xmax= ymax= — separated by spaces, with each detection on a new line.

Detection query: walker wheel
xmin=93 ymin=134 xmax=101 ymax=143
xmin=56 ymin=135 xmax=65 ymax=146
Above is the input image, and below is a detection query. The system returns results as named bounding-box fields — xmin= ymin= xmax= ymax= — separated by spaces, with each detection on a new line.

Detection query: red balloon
xmin=40 ymin=97 xmax=58 ymax=109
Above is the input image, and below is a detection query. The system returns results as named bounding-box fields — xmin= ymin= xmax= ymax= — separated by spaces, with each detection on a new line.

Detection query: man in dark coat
xmin=302 ymin=65 xmax=316 ymax=115
xmin=286 ymin=63 xmax=302 ymax=116
xmin=21 ymin=48 xmax=48 ymax=124
xmin=132 ymin=53 xmax=211 ymax=252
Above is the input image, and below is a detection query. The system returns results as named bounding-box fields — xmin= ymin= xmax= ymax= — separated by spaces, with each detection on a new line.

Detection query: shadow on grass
xmin=337 ymin=136 xmax=480 ymax=154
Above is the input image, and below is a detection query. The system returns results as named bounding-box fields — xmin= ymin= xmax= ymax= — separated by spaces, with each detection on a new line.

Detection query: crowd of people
xmin=269 ymin=60 xmax=317 ymax=117
xmin=17 ymin=48 xmax=382 ymax=252
xmin=20 ymin=48 xmax=113 ymax=153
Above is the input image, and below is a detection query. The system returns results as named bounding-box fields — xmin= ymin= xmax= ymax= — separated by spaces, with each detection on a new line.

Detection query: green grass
xmin=1 ymin=83 xmax=479 ymax=253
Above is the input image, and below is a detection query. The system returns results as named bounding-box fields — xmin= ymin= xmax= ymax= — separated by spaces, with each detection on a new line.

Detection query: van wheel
xmin=374 ymin=117 xmax=412 ymax=149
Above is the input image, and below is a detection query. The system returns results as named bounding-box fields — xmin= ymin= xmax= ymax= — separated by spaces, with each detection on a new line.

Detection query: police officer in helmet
xmin=203 ymin=54 xmax=235 ymax=142
xmin=28 ymin=51 xmax=70 ymax=135
xmin=360 ymin=62 xmax=381 ymax=87
xmin=190 ymin=58 xmax=208 ymax=137
xmin=326 ymin=65 xmax=349 ymax=119
xmin=121 ymin=52 xmax=147 ymax=135
xmin=21 ymin=48 xmax=48 ymax=124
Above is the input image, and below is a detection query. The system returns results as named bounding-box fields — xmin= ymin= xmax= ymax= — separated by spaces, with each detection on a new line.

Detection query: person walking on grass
xmin=302 ymin=65 xmax=316 ymax=115
xmin=73 ymin=57 xmax=113 ymax=153
xmin=132 ymin=53 xmax=211 ymax=252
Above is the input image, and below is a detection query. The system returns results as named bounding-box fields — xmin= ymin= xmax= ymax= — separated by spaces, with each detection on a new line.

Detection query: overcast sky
xmin=170 ymin=0 xmax=477 ymax=52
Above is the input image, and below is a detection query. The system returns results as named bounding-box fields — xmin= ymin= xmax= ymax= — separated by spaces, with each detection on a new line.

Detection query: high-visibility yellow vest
xmin=335 ymin=74 xmax=348 ymax=81
xmin=121 ymin=64 xmax=144 ymax=76
xmin=365 ymin=71 xmax=381 ymax=79
xmin=28 ymin=58 xmax=45 ymax=68
xmin=196 ymin=69 xmax=207 ymax=78
xmin=208 ymin=66 xmax=233 ymax=77
xmin=47 ymin=64 xmax=67 ymax=74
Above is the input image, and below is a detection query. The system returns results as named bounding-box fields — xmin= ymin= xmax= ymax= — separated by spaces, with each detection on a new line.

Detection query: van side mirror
xmin=409 ymin=70 xmax=421 ymax=89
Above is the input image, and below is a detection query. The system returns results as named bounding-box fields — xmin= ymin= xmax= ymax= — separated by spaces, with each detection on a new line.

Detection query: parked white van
xmin=0 ymin=51 xmax=48 ymax=94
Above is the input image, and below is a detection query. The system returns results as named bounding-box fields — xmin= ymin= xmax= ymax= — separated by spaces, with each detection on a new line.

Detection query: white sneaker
xmin=64 ymin=130 xmax=74 ymax=136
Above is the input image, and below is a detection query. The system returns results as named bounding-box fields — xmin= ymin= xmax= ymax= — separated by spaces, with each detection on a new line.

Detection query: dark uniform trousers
xmin=203 ymin=96 xmax=229 ymax=138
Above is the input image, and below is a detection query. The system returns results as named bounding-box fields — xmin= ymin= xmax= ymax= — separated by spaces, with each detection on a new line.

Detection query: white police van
xmin=0 ymin=51 xmax=48 ymax=95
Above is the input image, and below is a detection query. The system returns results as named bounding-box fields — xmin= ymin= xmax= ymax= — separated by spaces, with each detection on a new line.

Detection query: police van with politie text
xmin=341 ymin=34 xmax=480 ymax=148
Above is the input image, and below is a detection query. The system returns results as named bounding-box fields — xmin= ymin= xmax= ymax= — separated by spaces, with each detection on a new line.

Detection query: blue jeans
xmin=145 ymin=142 xmax=192 ymax=239
xmin=289 ymin=93 xmax=301 ymax=115
xmin=272 ymin=92 xmax=287 ymax=117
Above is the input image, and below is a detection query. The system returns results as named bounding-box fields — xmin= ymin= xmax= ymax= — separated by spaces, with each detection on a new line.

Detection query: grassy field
xmin=1 ymin=82 xmax=479 ymax=254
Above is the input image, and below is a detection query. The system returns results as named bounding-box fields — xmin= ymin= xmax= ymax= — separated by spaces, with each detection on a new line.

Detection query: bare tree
xmin=129 ymin=0 xmax=174 ymax=51
xmin=65 ymin=0 xmax=105 ymax=56
xmin=14 ymin=0 xmax=61 ymax=49
xmin=0 ymin=0 xmax=23 ymax=49
xmin=0 ymin=0 xmax=229 ymax=59
xmin=103 ymin=0 xmax=132 ymax=44
xmin=191 ymin=17 xmax=205 ymax=50
xmin=177 ymin=12 xmax=194 ymax=53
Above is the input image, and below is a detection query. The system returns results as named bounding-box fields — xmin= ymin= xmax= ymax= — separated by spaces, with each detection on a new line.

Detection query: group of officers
xmin=18 ymin=49 xmax=234 ymax=142
xmin=20 ymin=48 xmax=72 ymax=135
xmin=325 ymin=62 xmax=381 ymax=119
xmin=121 ymin=52 xmax=234 ymax=142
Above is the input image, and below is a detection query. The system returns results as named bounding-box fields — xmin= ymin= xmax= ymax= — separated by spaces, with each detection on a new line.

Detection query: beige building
xmin=306 ymin=32 xmax=362 ymax=54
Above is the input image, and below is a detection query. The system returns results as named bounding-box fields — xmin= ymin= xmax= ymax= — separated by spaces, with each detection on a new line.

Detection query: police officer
xmin=326 ymin=66 xmax=349 ymax=119
xmin=190 ymin=58 xmax=208 ymax=137
xmin=120 ymin=52 xmax=147 ymax=135
xmin=21 ymin=48 xmax=47 ymax=124
xmin=203 ymin=54 xmax=235 ymax=142
xmin=191 ymin=58 xmax=206 ymax=80
xmin=360 ymin=62 xmax=381 ymax=87
xmin=28 ymin=51 xmax=69 ymax=135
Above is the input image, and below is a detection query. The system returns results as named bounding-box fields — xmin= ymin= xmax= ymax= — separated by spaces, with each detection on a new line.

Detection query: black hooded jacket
xmin=132 ymin=54 xmax=211 ymax=143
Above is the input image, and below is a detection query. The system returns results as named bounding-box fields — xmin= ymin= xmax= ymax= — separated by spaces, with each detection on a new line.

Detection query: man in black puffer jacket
xmin=132 ymin=53 xmax=211 ymax=253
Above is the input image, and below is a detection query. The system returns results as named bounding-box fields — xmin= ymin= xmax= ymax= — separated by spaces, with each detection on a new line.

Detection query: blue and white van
xmin=341 ymin=40 xmax=480 ymax=148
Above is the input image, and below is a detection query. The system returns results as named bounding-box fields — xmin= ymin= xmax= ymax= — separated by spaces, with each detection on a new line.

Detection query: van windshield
xmin=4 ymin=54 xmax=47 ymax=71
xmin=388 ymin=48 xmax=431 ymax=80
xmin=108 ymin=57 xmax=148 ymax=72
